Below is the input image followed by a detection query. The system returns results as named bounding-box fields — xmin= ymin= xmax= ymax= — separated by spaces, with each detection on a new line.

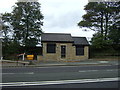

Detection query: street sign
xmin=27 ymin=55 xmax=34 ymax=60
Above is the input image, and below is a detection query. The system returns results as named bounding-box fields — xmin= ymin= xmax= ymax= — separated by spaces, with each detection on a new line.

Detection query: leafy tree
xmin=1 ymin=13 xmax=12 ymax=45
xmin=2 ymin=41 xmax=21 ymax=60
xmin=11 ymin=1 xmax=44 ymax=47
xmin=78 ymin=2 xmax=119 ymax=47
xmin=1 ymin=13 xmax=16 ymax=59
xmin=1 ymin=1 xmax=44 ymax=59
xmin=108 ymin=1 xmax=120 ymax=45
xmin=109 ymin=23 xmax=120 ymax=45
xmin=91 ymin=33 xmax=112 ymax=49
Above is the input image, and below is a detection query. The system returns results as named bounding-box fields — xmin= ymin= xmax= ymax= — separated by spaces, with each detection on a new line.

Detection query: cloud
xmin=0 ymin=0 xmax=94 ymax=39
xmin=0 ymin=0 xmax=17 ymax=13
xmin=44 ymin=10 xmax=82 ymax=29
xmin=40 ymin=0 xmax=88 ymax=28
xmin=44 ymin=24 xmax=95 ymax=38
xmin=40 ymin=0 xmax=95 ymax=39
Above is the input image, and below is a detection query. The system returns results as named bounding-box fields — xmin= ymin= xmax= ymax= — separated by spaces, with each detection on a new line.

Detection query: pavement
xmin=1 ymin=59 xmax=119 ymax=67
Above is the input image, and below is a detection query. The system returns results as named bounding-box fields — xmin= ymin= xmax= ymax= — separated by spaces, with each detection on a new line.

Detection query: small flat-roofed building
xmin=37 ymin=33 xmax=89 ymax=62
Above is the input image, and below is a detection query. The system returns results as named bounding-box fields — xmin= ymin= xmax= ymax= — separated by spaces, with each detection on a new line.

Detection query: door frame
xmin=60 ymin=45 xmax=66 ymax=59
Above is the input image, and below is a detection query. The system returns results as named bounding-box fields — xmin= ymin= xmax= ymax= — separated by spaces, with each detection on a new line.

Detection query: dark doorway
xmin=61 ymin=45 xmax=66 ymax=58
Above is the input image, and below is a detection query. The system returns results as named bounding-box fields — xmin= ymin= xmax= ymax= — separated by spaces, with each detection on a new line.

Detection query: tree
xmin=91 ymin=33 xmax=112 ymax=49
xmin=11 ymin=1 xmax=44 ymax=47
xmin=1 ymin=13 xmax=21 ymax=59
xmin=1 ymin=1 xmax=44 ymax=59
xmin=78 ymin=2 xmax=119 ymax=47
xmin=108 ymin=1 xmax=120 ymax=45
xmin=1 ymin=13 xmax=12 ymax=45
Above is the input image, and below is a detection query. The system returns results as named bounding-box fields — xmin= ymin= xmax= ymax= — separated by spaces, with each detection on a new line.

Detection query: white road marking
xmin=2 ymin=72 xmax=34 ymax=75
xmin=0 ymin=77 xmax=119 ymax=87
xmin=2 ymin=69 xmax=118 ymax=75
xmin=78 ymin=69 xmax=118 ymax=73
xmin=35 ymin=65 xmax=78 ymax=68
xmin=78 ymin=70 xmax=98 ymax=72
xmin=106 ymin=69 xmax=118 ymax=72
xmin=35 ymin=64 xmax=115 ymax=68
xmin=99 ymin=61 xmax=108 ymax=63
xmin=2 ymin=73 xmax=14 ymax=75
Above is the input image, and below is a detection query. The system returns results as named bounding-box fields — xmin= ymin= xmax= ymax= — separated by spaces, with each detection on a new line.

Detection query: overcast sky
xmin=0 ymin=0 xmax=95 ymax=40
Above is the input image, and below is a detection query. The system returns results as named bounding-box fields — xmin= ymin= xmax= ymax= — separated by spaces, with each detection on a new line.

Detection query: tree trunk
xmin=105 ymin=13 xmax=109 ymax=40
xmin=100 ymin=12 xmax=104 ymax=37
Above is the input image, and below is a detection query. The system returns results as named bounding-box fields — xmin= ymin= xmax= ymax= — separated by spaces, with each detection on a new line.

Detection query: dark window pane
xmin=47 ymin=43 xmax=56 ymax=53
xmin=76 ymin=46 xmax=84 ymax=55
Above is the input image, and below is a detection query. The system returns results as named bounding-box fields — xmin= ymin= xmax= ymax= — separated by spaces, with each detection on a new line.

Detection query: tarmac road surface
xmin=1 ymin=64 xmax=119 ymax=88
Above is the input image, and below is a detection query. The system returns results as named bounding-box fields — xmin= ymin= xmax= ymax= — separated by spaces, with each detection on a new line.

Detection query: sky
xmin=0 ymin=0 xmax=95 ymax=40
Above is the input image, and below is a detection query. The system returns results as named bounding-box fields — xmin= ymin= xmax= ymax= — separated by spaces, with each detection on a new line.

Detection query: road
xmin=1 ymin=64 xmax=120 ymax=88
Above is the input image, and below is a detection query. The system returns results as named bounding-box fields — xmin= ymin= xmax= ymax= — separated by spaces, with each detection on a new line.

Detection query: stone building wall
xmin=37 ymin=42 xmax=89 ymax=62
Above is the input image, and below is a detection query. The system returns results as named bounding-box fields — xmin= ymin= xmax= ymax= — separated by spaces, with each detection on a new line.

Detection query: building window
xmin=76 ymin=45 xmax=84 ymax=55
xmin=47 ymin=43 xmax=56 ymax=53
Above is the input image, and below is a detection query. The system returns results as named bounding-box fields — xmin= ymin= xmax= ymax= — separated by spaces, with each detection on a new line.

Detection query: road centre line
xmin=106 ymin=69 xmax=118 ymax=72
xmin=0 ymin=77 xmax=119 ymax=87
xmin=1 ymin=72 xmax=34 ymax=75
xmin=78 ymin=70 xmax=98 ymax=72
xmin=1 ymin=69 xmax=119 ymax=75
xmin=35 ymin=64 xmax=118 ymax=68
xmin=78 ymin=69 xmax=119 ymax=73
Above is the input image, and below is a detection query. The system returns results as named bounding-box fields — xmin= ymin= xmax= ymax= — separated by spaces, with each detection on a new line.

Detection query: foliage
xmin=1 ymin=13 xmax=13 ymax=44
xmin=2 ymin=41 xmax=21 ymax=60
xmin=90 ymin=33 xmax=112 ymax=49
xmin=108 ymin=1 xmax=120 ymax=45
xmin=1 ymin=1 xmax=44 ymax=59
xmin=109 ymin=24 xmax=120 ymax=45
xmin=11 ymin=2 xmax=44 ymax=47
xmin=78 ymin=2 xmax=120 ymax=49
